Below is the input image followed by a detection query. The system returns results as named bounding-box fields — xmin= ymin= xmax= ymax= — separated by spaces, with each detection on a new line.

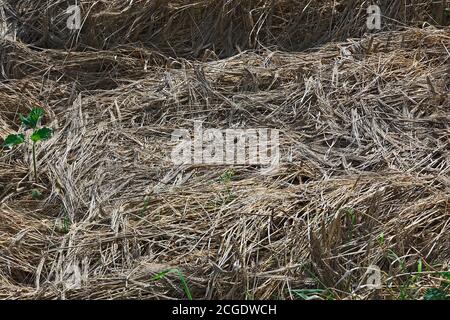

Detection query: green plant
xmin=417 ymin=259 xmax=423 ymax=274
xmin=291 ymin=288 xmax=327 ymax=300
xmin=139 ymin=196 xmax=151 ymax=216
xmin=153 ymin=268 xmax=192 ymax=300
xmin=61 ymin=216 xmax=71 ymax=234
xmin=294 ymin=265 xmax=338 ymax=300
xmin=345 ymin=208 xmax=357 ymax=240
xmin=378 ymin=233 xmax=385 ymax=246
xmin=3 ymin=108 xmax=52 ymax=183
xmin=219 ymin=170 xmax=236 ymax=204
xmin=424 ymin=288 xmax=449 ymax=300
xmin=31 ymin=189 xmax=43 ymax=199
xmin=219 ymin=170 xmax=234 ymax=184
xmin=424 ymin=272 xmax=450 ymax=300
xmin=55 ymin=214 xmax=71 ymax=234
xmin=398 ymin=259 xmax=425 ymax=300
xmin=387 ymin=250 xmax=406 ymax=270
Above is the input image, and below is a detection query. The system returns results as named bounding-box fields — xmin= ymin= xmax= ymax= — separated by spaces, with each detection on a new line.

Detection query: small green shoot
xmin=139 ymin=196 xmax=151 ymax=216
xmin=387 ymin=250 xmax=406 ymax=270
xmin=2 ymin=108 xmax=52 ymax=183
xmin=424 ymin=288 xmax=449 ymax=300
xmin=291 ymin=288 xmax=327 ymax=300
xmin=61 ymin=216 xmax=71 ymax=234
xmin=345 ymin=208 xmax=357 ymax=240
xmin=424 ymin=272 xmax=450 ymax=300
xmin=219 ymin=170 xmax=235 ymax=203
xmin=347 ymin=208 xmax=357 ymax=227
xmin=297 ymin=265 xmax=337 ymax=300
xmin=31 ymin=189 xmax=43 ymax=199
xmin=378 ymin=233 xmax=385 ymax=246
xmin=153 ymin=268 xmax=192 ymax=300
xmin=219 ymin=170 xmax=235 ymax=184
xmin=417 ymin=259 xmax=423 ymax=274
xmin=56 ymin=215 xmax=71 ymax=234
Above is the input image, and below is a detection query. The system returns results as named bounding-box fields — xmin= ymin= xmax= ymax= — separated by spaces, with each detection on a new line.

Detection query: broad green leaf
xmin=31 ymin=127 xmax=52 ymax=142
xmin=20 ymin=107 xmax=44 ymax=130
xmin=3 ymin=133 xmax=25 ymax=148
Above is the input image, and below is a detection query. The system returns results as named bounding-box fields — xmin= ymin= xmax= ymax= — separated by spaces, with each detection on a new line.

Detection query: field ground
xmin=0 ymin=1 xmax=449 ymax=299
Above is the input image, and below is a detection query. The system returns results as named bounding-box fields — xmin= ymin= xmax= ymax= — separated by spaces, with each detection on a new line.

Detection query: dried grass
xmin=0 ymin=1 xmax=449 ymax=300
xmin=3 ymin=0 xmax=449 ymax=57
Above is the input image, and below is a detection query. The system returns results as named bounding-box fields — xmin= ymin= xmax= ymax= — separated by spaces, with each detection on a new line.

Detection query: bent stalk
xmin=32 ymin=142 xmax=37 ymax=182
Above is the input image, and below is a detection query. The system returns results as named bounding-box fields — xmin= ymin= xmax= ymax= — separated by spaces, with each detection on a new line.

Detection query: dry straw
xmin=0 ymin=0 xmax=449 ymax=300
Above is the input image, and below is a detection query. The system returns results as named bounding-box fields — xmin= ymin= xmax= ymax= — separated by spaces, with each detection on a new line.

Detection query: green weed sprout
xmin=3 ymin=108 xmax=52 ymax=182
xmin=153 ymin=268 xmax=192 ymax=300
xmin=424 ymin=272 xmax=450 ymax=300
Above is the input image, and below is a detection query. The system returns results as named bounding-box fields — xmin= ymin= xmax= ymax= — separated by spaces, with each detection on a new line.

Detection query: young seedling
xmin=31 ymin=189 xmax=43 ymax=199
xmin=219 ymin=169 xmax=236 ymax=204
xmin=219 ymin=170 xmax=234 ymax=185
xmin=424 ymin=272 xmax=450 ymax=300
xmin=153 ymin=268 xmax=192 ymax=300
xmin=3 ymin=108 xmax=52 ymax=183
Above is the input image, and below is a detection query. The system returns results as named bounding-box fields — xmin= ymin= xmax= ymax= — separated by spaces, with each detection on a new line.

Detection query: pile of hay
xmin=0 ymin=0 xmax=449 ymax=300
